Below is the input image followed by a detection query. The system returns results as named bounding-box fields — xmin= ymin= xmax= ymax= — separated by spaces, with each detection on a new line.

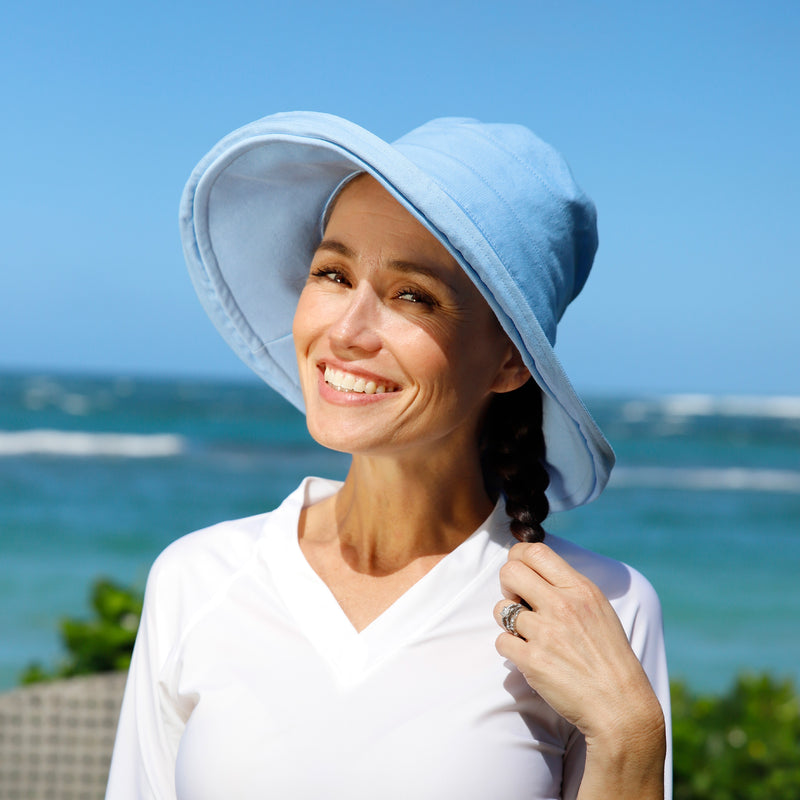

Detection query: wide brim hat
xmin=180 ymin=111 xmax=614 ymax=511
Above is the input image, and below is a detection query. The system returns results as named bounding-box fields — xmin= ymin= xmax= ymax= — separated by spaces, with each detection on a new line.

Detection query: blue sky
xmin=2 ymin=0 xmax=798 ymax=395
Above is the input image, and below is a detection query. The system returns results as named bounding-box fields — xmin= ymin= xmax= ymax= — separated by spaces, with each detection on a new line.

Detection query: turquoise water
xmin=1 ymin=372 xmax=798 ymax=693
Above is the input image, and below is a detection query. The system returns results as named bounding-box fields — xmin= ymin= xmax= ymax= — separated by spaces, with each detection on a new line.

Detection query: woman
xmin=107 ymin=113 xmax=670 ymax=799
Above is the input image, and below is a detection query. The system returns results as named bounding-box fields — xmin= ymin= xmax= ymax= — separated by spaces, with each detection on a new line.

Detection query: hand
xmin=494 ymin=542 xmax=666 ymax=797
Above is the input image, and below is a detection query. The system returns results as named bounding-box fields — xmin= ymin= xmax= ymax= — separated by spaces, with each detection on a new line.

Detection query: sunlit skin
xmin=291 ymin=176 xmax=665 ymax=799
xmin=292 ymin=174 xmax=529 ymax=624
xmin=293 ymin=175 xmax=526 ymax=465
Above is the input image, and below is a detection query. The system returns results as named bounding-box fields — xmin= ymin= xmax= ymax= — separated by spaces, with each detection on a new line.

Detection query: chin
xmin=304 ymin=416 xmax=388 ymax=457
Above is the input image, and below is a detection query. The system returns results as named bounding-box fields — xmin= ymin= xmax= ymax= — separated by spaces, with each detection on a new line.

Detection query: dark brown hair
xmin=481 ymin=380 xmax=550 ymax=543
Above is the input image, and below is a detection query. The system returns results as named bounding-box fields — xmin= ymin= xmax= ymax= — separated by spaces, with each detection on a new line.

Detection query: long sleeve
xmin=555 ymin=540 xmax=672 ymax=800
xmin=106 ymin=557 xmax=187 ymax=800
xmin=105 ymin=509 xmax=270 ymax=800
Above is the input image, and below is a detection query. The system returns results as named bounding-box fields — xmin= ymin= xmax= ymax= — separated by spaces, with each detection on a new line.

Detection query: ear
xmin=490 ymin=343 xmax=531 ymax=394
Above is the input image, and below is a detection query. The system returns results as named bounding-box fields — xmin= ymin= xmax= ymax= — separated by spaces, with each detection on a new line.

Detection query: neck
xmin=317 ymin=450 xmax=495 ymax=575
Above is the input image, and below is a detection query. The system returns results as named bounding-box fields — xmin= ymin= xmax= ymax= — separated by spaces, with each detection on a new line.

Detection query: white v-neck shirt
xmin=107 ymin=477 xmax=671 ymax=800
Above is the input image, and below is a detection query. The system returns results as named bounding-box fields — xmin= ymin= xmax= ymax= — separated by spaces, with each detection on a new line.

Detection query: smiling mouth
xmin=323 ymin=366 xmax=398 ymax=395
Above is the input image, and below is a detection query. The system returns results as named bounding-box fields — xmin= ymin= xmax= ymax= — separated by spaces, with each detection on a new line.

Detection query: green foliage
xmin=672 ymin=673 xmax=800 ymax=800
xmin=21 ymin=578 xmax=142 ymax=684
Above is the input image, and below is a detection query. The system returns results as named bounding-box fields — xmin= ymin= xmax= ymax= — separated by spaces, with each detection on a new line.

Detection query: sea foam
xmin=622 ymin=394 xmax=800 ymax=422
xmin=0 ymin=429 xmax=186 ymax=458
xmin=610 ymin=466 xmax=800 ymax=493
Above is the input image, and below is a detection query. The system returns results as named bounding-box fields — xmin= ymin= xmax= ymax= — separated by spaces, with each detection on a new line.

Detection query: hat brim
xmin=180 ymin=112 xmax=614 ymax=511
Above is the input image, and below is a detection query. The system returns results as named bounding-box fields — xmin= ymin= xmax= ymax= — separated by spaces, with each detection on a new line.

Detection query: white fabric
xmin=106 ymin=477 xmax=671 ymax=799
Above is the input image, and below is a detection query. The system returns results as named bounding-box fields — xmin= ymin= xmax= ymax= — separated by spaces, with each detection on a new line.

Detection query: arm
xmin=495 ymin=542 xmax=668 ymax=800
xmin=106 ymin=557 xmax=188 ymax=799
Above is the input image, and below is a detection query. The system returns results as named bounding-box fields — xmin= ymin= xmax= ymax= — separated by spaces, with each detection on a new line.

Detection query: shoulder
xmin=150 ymin=511 xmax=270 ymax=586
xmin=143 ymin=511 xmax=276 ymax=625
xmin=147 ymin=475 xmax=325 ymax=592
xmin=142 ymin=476 xmax=336 ymax=623
xmin=544 ymin=532 xmax=663 ymax=633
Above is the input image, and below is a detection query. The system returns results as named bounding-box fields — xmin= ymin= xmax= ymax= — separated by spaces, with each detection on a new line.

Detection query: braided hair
xmin=481 ymin=380 xmax=550 ymax=543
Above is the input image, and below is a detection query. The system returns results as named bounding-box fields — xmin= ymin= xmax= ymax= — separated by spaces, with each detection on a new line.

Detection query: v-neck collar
xmin=257 ymin=477 xmax=513 ymax=689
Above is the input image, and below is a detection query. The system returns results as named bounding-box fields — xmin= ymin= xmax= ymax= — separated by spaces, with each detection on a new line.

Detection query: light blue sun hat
xmin=180 ymin=112 xmax=614 ymax=511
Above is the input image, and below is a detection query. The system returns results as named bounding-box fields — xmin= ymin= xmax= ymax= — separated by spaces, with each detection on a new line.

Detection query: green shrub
xmin=672 ymin=673 xmax=800 ymax=799
xmin=21 ymin=578 xmax=142 ymax=684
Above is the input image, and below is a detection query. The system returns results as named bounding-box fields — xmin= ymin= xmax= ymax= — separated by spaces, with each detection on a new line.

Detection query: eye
xmin=396 ymin=287 xmax=437 ymax=306
xmin=309 ymin=267 xmax=350 ymax=286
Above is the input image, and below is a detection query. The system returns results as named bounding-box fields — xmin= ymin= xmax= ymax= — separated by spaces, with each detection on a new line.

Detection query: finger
xmin=495 ymin=630 xmax=533 ymax=666
xmin=499 ymin=582 xmax=534 ymax=604
xmin=498 ymin=557 xmax=547 ymax=610
xmin=507 ymin=541 xmax=587 ymax=589
xmin=493 ymin=600 xmax=531 ymax=638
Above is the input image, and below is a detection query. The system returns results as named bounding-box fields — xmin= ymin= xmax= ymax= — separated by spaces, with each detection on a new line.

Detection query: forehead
xmin=323 ymin=175 xmax=459 ymax=265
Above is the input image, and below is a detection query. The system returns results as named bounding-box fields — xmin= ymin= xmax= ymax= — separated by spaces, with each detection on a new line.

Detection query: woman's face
xmin=292 ymin=175 xmax=526 ymax=461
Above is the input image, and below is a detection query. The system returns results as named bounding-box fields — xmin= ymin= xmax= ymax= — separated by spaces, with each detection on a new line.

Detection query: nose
xmin=328 ymin=283 xmax=382 ymax=356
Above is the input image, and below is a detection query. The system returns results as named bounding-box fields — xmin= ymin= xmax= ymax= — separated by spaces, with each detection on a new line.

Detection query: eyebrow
xmin=315 ymin=238 xmax=458 ymax=293
xmin=387 ymin=260 xmax=457 ymax=293
xmin=315 ymin=239 xmax=354 ymax=258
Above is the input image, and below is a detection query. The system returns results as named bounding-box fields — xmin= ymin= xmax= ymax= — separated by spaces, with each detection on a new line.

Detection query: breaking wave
xmin=0 ymin=429 xmax=186 ymax=458
xmin=621 ymin=394 xmax=800 ymax=422
xmin=610 ymin=466 xmax=800 ymax=493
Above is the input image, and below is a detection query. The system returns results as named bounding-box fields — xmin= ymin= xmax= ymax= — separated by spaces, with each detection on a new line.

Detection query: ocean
xmin=1 ymin=371 xmax=798 ymax=694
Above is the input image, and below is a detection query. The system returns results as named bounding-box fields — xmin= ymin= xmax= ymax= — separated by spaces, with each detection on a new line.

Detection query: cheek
xmin=392 ymin=322 xmax=450 ymax=380
xmin=399 ymin=313 xmax=500 ymax=387
xmin=292 ymin=288 xmax=325 ymax=351
xmin=291 ymin=290 xmax=308 ymax=341
xmin=445 ymin=330 xmax=508 ymax=400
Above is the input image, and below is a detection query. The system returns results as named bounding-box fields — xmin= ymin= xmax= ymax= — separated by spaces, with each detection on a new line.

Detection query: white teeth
xmin=324 ymin=367 xmax=394 ymax=394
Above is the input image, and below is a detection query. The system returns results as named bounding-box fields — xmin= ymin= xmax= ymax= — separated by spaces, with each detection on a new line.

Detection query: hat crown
xmin=391 ymin=117 xmax=597 ymax=345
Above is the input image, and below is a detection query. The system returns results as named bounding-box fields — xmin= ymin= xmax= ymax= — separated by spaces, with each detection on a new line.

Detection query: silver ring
xmin=500 ymin=602 xmax=525 ymax=637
